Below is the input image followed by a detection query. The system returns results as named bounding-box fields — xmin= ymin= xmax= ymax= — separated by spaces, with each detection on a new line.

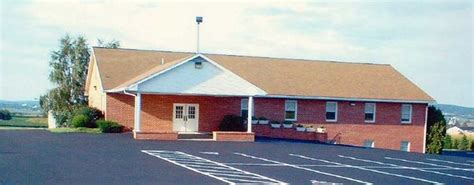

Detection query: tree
xmin=443 ymin=135 xmax=453 ymax=149
xmin=452 ymin=138 xmax=459 ymax=149
xmin=426 ymin=122 xmax=445 ymax=154
xmin=459 ymin=135 xmax=469 ymax=150
xmin=98 ymin=39 xmax=120 ymax=48
xmin=425 ymin=106 xmax=447 ymax=154
xmin=0 ymin=109 xmax=12 ymax=120
xmin=40 ymin=35 xmax=120 ymax=126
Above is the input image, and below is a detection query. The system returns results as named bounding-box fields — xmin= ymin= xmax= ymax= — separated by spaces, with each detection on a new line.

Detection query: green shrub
xmin=219 ymin=115 xmax=245 ymax=131
xmin=283 ymin=121 xmax=293 ymax=125
xmin=71 ymin=115 xmax=89 ymax=128
xmin=443 ymin=135 xmax=453 ymax=149
xmin=270 ymin=120 xmax=280 ymax=124
xmin=459 ymin=135 xmax=469 ymax=150
xmin=72 ymin=106 xmax=103 ymax=128
xmin=0 ymin=109 xmax=12 ymax=120
xmin=97 ymin=120 xmax=123 ymax=133
xmin=258 ymin=116 xmax=268 ymax=120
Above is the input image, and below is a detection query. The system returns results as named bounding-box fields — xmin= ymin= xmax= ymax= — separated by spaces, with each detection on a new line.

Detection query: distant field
xmin=0 ymin=116 xmax=48 ymax=128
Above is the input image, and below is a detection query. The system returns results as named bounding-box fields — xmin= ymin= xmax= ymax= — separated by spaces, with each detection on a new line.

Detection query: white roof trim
xmin=257 ymin=94 xmax=433 ymax=104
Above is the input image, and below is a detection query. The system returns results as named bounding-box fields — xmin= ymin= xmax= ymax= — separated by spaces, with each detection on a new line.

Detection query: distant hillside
xmin=435 ymin=104 xmax=474 ymax=119
xmin=0 ymin=100 xmax=42 ymax=116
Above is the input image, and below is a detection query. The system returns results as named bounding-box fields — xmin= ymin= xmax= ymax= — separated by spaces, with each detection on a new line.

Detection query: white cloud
xmin=7 ymin=0 xmax=473 ymax=106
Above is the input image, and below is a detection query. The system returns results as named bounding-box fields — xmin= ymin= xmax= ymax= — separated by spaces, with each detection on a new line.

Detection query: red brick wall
xmin=106 ymin=93 xmax=241 ymax=132
xmin=106 ymin=93 xmax=135 ymax=129
xmin=254 ymin=98 xmax=427 ymax=153
xmin=106 ymin=93 xmax=427 ymax=152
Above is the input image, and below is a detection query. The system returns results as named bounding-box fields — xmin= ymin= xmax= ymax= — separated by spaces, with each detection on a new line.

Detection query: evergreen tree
xmin=425 ymin=106 xmax=447 ymax=154
xmin=426 ymin=122 xmax=445 ymax=154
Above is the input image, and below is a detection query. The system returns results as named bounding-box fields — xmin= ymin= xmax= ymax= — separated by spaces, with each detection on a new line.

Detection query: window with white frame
xmin=326 ymin=102 xmax=338 ymax=121
xmin=400 ymin=141 xmax=410 ymax=152
xmin=401 ymin=104 xmax=412 ymax=124
xmin=363 ymin=139 xmax=375 ymax=148
xmin=241 ymin=99 xmax=254 ymax=118
xmin=285 ymin=100 xmax=297 ymax=121
xmin=364 ymin=103 xmax=376 ymax=123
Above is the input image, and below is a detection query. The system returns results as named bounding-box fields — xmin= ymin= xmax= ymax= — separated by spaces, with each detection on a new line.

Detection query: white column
xmin=134 ymin=93 xmax=142 ymax=132
xmin=247 ymin=96 xmax=253 ymax=133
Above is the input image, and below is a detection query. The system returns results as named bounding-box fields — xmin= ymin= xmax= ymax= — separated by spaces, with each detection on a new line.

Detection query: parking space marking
xmin=290 ymin=154 xmax=441 ymax=184
xmin=142 ymin=150 xmax=286 ymax=184
xmin=340 ymin=155 xmax=474 ymax=181
xmin=385 ymin=157 xmax=474 ymax=172
xmin=234 ymin=152 xmax=371 ymax=185
xmin=427 ymin=158 xmax=474 ymax=167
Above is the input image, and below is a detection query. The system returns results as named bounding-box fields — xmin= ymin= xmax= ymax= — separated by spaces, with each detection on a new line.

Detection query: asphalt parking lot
xmin=1 ymin=130 xmax=473 ymax=185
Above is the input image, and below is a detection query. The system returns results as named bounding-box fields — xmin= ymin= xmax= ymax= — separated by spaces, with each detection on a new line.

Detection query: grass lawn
xmin=49 ymin=127 xmax=101 ymax=134
xmin=0 ymin=116 xmax=48 ymax=128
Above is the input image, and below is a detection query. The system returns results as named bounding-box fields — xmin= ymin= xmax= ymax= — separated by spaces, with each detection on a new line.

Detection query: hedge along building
xmin=85 ymin=46 xmax=434 ymax=153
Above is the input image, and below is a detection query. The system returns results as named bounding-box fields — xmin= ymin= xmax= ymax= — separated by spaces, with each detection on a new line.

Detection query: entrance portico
xmin=112 ymin=54 xmax=265 ymax=140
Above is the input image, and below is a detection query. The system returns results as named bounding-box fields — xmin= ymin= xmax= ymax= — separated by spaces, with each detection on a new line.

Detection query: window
xmin=241 ymin=99 xmax=254 ymax=118
xmin=400 ymin=141 xmax=410 ymax=152
xmin=401 ymin=104 xmax=412 ymax=124
xmin=326 ymin=102 xmax=338 ymax=122
xmin=364 ymin=103 xmax=376 ymax=123
xmin=363 ymin=139 xmax=375 ymax=148
xmin=285 ymin=100 xmax=297 ymax=121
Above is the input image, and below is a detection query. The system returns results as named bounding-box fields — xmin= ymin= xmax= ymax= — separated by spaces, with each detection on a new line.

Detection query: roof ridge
xmin=92 ymin=47 xmax=389 ymax=66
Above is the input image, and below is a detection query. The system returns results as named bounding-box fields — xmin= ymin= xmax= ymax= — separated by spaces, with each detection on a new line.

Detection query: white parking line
xmin=426 ymin=158 xmax=474 ymax=167
xmin=224 ymin=162 xmax=474 ymax=170
xmin=290 ymin=154 xmax=441 ymax=185
xmin=340 ymin=155 xmax=474 ymax=181
xmin=142 ymin=150 xmax=286 ymax=184
xmin=385 ymin=157 xmax=474 ymax=172
xmin=234 ymin=152 xmax=371 ymax=185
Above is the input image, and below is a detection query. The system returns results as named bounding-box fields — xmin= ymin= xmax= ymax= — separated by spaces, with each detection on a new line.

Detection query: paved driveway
xmin=1 ymin=130 xmax=473 ymax=184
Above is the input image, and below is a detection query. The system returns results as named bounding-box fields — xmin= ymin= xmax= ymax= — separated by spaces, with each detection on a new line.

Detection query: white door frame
xmin=172 ymin=103 xmax=199 ymax=133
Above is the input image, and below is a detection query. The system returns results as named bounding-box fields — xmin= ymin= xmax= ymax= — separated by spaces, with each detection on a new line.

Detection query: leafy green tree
xmin=459 ymin=135 xmax=469 ymax=150
xmin=40 ymin=35 xmax=119 ymax=126
xmin=425 ymin=106 xmax=446 ymax=153
xmin=443 ymin=135 xmax=453 ymax=149
xmin=98 ymin=39 xmax=120 ymax=48
xmin=426 ymin=122 xmax=445 ymax=154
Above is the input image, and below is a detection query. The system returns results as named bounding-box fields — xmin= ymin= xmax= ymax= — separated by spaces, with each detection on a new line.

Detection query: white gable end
xmin=136 ymin=56 xmax=266 ymax=96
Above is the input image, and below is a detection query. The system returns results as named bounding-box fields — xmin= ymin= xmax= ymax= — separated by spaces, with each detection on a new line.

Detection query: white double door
xmin=173 ymin=103 xmax=199 ymax=132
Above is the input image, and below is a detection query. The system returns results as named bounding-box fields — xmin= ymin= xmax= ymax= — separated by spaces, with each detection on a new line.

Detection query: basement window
xmin=363 ymin=139 xmax=375 ymax=148
xmin=400 ymin=141 xmax=411 ymax=152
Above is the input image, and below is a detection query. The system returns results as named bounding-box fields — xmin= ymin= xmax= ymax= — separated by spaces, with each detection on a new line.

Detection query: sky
xmin=0 ymin=0 xmax=473 ymax=107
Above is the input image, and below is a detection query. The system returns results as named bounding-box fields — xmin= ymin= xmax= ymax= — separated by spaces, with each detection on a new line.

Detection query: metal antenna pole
xmin=196 ymin=16 xmax=203 ymax=54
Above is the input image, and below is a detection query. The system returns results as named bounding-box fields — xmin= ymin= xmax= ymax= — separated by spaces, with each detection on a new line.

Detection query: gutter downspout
xmin=123 ymin=89 xmax=142 ymax=135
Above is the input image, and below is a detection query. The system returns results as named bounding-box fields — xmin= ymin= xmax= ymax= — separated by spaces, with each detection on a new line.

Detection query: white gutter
xmin=254 ymin=95 xmax=434 ymax=104
xmin=123 ymin=89 xmax=136 ymax=97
